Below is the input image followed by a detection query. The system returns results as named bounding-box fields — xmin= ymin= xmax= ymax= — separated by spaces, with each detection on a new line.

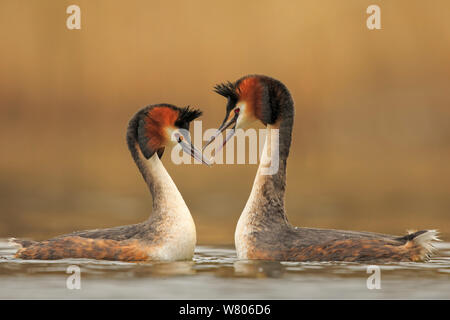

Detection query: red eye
xmin=174 ymin=133 xmax=183 ymax=143
xmin=234 ymin=108 xmax=240 ymax=114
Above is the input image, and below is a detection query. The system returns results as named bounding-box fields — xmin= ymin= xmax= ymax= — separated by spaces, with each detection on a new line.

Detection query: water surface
xmin=0 ymin=240 xmax=449 ymax=299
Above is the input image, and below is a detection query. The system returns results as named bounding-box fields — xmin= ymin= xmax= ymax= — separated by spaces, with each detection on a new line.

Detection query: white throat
xmin=144 ymin=153 xmax=196 ymax=260
xmin=235 ymin=125 xmax=279 ymax=258
xmin=146 ymin=154 xmax=187 ymax=214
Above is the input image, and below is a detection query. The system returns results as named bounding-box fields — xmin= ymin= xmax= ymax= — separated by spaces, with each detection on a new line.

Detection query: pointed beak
xmin=177 ymin=131 xmax=212 ymax=166
xmin=202 ymin=112 xmax=239 ymax=151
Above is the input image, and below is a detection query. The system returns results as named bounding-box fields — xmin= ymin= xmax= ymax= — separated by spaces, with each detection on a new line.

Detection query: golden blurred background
xmin=1 ymin=0 xmax=449 ymax=244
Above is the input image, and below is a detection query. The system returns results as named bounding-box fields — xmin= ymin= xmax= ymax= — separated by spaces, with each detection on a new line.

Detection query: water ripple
xmin=0 ymin=240 xmax=449 ymax=299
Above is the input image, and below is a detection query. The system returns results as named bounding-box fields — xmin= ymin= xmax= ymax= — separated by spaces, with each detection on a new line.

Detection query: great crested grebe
xmin=205 ymin=74 xmax=439 ymax=262
xmin=11 ymin=104 xmax=210 ymax=262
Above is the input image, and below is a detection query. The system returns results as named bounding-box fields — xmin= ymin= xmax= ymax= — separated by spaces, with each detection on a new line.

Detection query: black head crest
xmin=213 ymin=81 xmax=238 ymax=101
xmin=175 ymin=106 xmax=202 ymax=129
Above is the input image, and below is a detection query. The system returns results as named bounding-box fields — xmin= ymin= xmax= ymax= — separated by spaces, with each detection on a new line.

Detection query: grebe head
xmin=135 ymin=104 xmax=211 ymax=165
xmin=204 ymin=75 xmax=288 ymax=150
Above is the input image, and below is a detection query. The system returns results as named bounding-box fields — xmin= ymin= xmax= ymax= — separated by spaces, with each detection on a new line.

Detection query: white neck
xmin=141 ymin=153 xmax=196 ymax=260
xmin=243 ymin=124 xmax=280 ymax=212
xmin=235 ymin=125 xmax=285 ymax=257
xmin=146 ymin=154 xmax=188 ymax=216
